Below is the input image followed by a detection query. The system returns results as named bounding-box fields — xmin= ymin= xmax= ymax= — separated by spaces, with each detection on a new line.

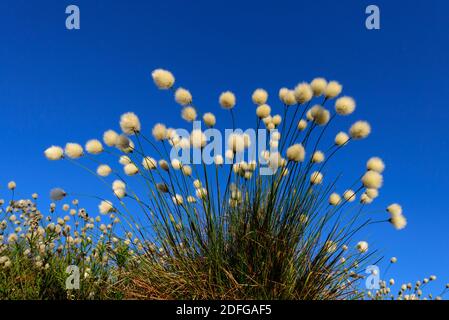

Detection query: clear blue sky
xmin=1 ymin=0 xmax=448 ymax=295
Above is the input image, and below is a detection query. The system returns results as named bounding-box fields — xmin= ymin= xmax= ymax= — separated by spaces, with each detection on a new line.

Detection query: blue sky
xmin=1 ymin=0 xmax=448 ymax=295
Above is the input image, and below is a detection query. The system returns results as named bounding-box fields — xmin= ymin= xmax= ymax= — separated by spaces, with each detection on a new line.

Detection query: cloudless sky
xmin=1 ymin=0 xmax=448 ymax=296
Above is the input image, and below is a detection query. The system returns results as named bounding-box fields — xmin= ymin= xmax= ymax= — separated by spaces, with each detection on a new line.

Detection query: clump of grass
xmin=0 ymin=185 xmax=130 ymax=299
xmin=3 ymin=69 xmax=423 ymax=299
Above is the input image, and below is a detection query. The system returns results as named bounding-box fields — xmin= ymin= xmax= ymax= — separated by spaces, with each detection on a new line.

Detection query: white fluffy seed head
xmin=310 ymin=77 xmax=328 ymax=96
xmin=310 ymin=171 xmax=323 ymax=184
xmin=324 ymin=81 xmax=342 ymax=98
xmin=7 ymin=181 xmax=16 ymax=190
xmin=124 ymin=163 xmax=139 ymax=176
xmin=119 ymin=155 xmax=132 ymax=165
xmin=256 ymin=104 xmax=271 ymax=119
xmin=85 ymin=140 xmax=103 ymax=154
xmin=193 ymin=179 xmax=202 ymax=189
xmin=228 ymin=134 xmax=246 ymax=153
xmin=325 ymin=240 xmax=337 ymax=253
xmin=178 ymin=137 xmax=190 ymax=149
xmin=297 ymin=119 xmax=308 ymax=131
xmin=103 ymin=130 xmax=118 ymax=147
xmin=196 ymin=188 xmax=207 ymax=199
xmin=312 ymin=151 xmax=325 ymax=163
xmin=115 ymin=135 xmax=131 ymax=152
xmin=360 ymin=193 xmax=373 ymax=204
xmin=151 ymin=68 xmax=175 ymax=89
xmin=349 ymin=121 xmax=371 ymax=139
xmin=279 ymin=88 xmax=296 ymax=105
xmin=99 ymin=201 xmax=114 ymax=214
xmin=172 ymin=194 xmax=183 ymax=205
xmin=252 ymin=88 xmax=268 ymax=105
xmin=190 ymin=129 xmax=206 ymax=148
xmin=365 ymin=188 xmax=379 ymax=199
xmin=142 ymin=157 xmax=157 ymax=170
xmin=362 ymin=170 xmax=383 ymax=189
xmin=64 ymin=143 xmax=84 ymax=159
xmin=286 ymin=144 xmax=305 ymax=162
xmin=271 ymin=131 xmax=281 ymax=141
xmin=152 ymin=123 xmax=167 ymax=141
xmin=335 ymin=96 xmax=356 ymax=116
xmin=367 ymin=157 xmax=385 ymax=173
xmin=309 ymin=105 xmax=330 ymax=125
xmin=272 ymin=114 xmax=282 ymax=126
xmin=219 ymin=91 xmax=236 ymax=109
xmin=329 ymin=193 xmax=341 ymax=206
xmin=171 ymin=158 xmax=182 ymax=170
xmin=120 ymin=112 xmax=141 ymax=135
xmin=225 ymin=149 xmax=234 ymax=160
xmin=203 ymin=112 xmax=216 ymax=127
xmin=175 ymin=88 xmax=192 ymax=106
xmin=112 ymin=180 xmax=125 ymax=191
xmin=44 ymin=146 xmax=64 ymax=160
xmin=356 ymin=241 xmax=369 ymax=253
xmin=294 ymin=82 xmax=313 ymax=104
xmin=181 ymin=106 xmax=197 ymax=122
xmin=343 ymin=190 xmax=356 ymax=202
xmin=387 ymin=203 xmax=402 ymax=216
xmin=390 ymin=214 xmax=407 ymax=230
xmin=335 ymin=132 xmax=350 ymax=146
xmin=97 ymin=165 xmax=112 ymax=177
xmin=214 ymin=155 xmax=224 ymax=166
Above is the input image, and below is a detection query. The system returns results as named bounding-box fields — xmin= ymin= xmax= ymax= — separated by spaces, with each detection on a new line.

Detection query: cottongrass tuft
xmin=97 ymin=164 xmax=112 ymax=177
xmin=142 ymin=157 xmax=157 ymax=170
xmin=356 ymin=241 xmax=369 ymax=253
xmin=335 ymin=132 xmax=349 ymax=146
xmin=367 ymin=157 xmax=385 ymax=173
xmin=252 ymin=88 xmax=268 ymax=105
xmin=203 ymin=112 xmax=216 ymax=127
xmin=294 ymin=82 xmax=313 ymax=104
xmin=286 ymin=144 xmax=305 ymax=162
xmin=103 ymin=129 xmax=119 ymax=147
xmin=50 ymin=188 xmax=66 ymax=201
xmin=85 ymin=139 xmax=103 ymax=154
xmin=310 ymin=171 xmax=323 ymax=184
xmin=349 ymin=121 xmax=371 ymax=139
xmin=175 ymin=88 xmax=193 ymax=106
xmin=324 ymin=80 xmax=342 ymax=98
xmin=99 ymin=200 xmax=114 ymax=214
xmin=256 ymin=104 xmax=271 ymax=119
xmin=151 ymin=68 xmax=175 ymax=89
xmin=219 ymin=91 xmax=236 ymax=109
xmin=181 ymin=106 xmax=197 ymax=122
xmin=120 ymin=112 xmax=141 ymax=135
xmin=329 ymin=193 xmax=341 ymax=206
xmin=361 ymin=170 xmax=383 ymax=189
xmin=152 ymin=123 xmax=167 ymax=141
xmin=36 ymin=71 xmax=421 ymax=301
xmin=124 ymin=163 xmax=139 ymax=176
xmin=44 ymin=146 xmax=64 ymax=160
xmin=64 ymin=143 xmax=84 ymax=159
xmin=310 ymin=77 xmax=327 ymax=96
xmin=279 ymin=88 xmax=296 ymax=105
xmin=335 ymin=96 xmax=356 ymax=115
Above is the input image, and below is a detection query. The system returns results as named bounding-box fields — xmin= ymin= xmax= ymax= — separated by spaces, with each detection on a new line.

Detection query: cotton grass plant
xmin=2 ymin=68 xmax=424 ymax=299
xmin=36 ymin=69 xmax=414 ymax=299
xmin=0 ymin=183 xmax=131 ymax=299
